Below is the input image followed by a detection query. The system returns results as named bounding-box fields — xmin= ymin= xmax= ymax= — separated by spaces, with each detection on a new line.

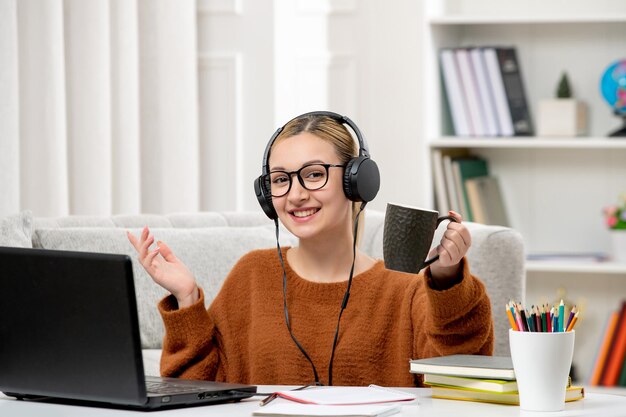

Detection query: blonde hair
xmin=273 ymin=114 xmax=366 ymax=241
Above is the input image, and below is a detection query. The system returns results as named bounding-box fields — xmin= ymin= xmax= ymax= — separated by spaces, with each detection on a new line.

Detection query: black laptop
xmin=0 ymin=246 xmax=257 ymax=410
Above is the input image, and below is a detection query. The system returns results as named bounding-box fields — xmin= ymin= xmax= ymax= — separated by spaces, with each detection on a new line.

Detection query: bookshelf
xmin=422 ymin=0 xmax=626 ymax=383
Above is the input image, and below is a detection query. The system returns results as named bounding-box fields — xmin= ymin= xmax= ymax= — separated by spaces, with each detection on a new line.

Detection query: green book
xmin=451 ymin=157 xmax=489 ymax=222
xmin=409 ymin=354 xmax=515 ymax=380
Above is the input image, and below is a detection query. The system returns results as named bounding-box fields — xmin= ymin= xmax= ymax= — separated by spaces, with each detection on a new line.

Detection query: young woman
xmin=127 ymin=112 xmax=494 ymax=387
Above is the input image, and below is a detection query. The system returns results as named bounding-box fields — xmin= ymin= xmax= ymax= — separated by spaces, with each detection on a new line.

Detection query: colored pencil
xmin=566 ymin=311 xmax=579 ymax=332
xmin=566 ymin=306 xmax=577 ymax=330
xmin=534 ymin=306 xmax=542 ymax=333
xmin=553 ymin=309 xmax=559 ymax=333
xmin=515 ymin=303 xmax=525 ymax=331
xmin=546 ymin=305 xmax=552 ymax=333
xmin=559 ymin=300 xmax=565 ymax=332
xmin=519 ymin=305 xmax=529 ymax=332
xmin=541 ymin=306 xmax=547 ymax=332
xmin=506 ymin=302 xmax=518 ymax=331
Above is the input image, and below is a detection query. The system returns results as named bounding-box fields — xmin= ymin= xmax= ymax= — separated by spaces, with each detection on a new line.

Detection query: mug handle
xmin=422 ymin=215 xmax=460 ymax=267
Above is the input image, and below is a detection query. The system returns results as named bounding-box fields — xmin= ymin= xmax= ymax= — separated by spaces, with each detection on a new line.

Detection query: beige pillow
xmin=33 ymin=226 xmax=297 ymax=349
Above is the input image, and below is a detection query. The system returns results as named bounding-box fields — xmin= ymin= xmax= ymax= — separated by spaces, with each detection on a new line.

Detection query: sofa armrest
xmin=462 ymin=223 xmax=525 ymax=356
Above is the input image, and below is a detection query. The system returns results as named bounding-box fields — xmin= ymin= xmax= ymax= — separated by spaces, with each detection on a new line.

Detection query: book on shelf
xmin=439 ymin=48 xmax=472 ymax=136
xmin=429 ymin=384 xmax=584 ymax=406
xmin=455 ymin=48 xmax=486 ymax=136
xmin=451 ymin=156 xmax=489 ymax=222
xmin=423 ymin=374 xmax=518 ymax=393
xmin=409 ymin=354 xmax=516 ymax=380
xmin=431 ymin=149 xmax=449 ymax=213
xmin=600 ymin=301 xmax=626 ymax=386
xmin=589 ymin=310 xmax=620 ymax=385
xmin=482 ymin=47 xmax=514 ymax=136
xmin=470 ymin=48 xmax=500 ymax=136
xmin=434 ymin=149 xmax=470 ymax=214
xmin=488 ymin=47 xmax=533 ymax=136
xmin=465 ymin=176 xmax=510 ymax=227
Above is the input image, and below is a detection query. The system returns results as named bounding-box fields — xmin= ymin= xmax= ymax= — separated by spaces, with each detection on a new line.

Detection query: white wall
xmin=2 ymin=0 xmax=424 ymax=216
xmin=268 ymin=0 xmax=426 ymax=213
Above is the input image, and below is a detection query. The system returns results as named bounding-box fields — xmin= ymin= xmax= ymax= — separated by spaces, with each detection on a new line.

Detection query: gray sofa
xmin=0 ymin=209 xmax=524 ymax=377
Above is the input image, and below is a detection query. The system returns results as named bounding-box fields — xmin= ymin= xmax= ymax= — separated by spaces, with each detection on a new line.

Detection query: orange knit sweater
xmin=158 ymin=248 xmax=493 ymax=387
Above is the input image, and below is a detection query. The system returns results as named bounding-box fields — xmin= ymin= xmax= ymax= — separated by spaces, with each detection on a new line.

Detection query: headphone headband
xmin=261 ymin=111 xmax=371 ymax=175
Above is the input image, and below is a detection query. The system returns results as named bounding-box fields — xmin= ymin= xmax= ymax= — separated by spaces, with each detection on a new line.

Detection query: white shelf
xmin=423 ymin=0 xmax=626 ymax=386
xmin=526 ymin=260 xmax=626 ymax=275
xmin=429 ymin=137 xmax=626 ymax=150
xmin=428 ymin=15 xmax=626 ymax=25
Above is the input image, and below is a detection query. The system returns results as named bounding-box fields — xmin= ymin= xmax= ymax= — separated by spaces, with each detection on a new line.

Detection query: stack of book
xmin=410 ymin=354 xmax=584 ymax=406
xmin=588 ymin=300 xmax=626 ymax=387
xmin=431 ymin=151 xmax=509 ymax=226
xmin=440 ymin=46 xmax=533 ymax=137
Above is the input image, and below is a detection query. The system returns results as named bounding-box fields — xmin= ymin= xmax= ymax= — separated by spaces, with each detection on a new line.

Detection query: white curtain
xmin=0 ymin=0 xmax=199 ymax=217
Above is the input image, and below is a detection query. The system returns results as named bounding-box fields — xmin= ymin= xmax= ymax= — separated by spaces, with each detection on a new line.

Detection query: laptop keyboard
xmin=145 ymin=380 xmax=208 ymax=395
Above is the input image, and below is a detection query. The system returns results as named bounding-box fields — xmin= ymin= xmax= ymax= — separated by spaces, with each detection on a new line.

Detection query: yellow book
xmin=430 ymin=385 xmax=584 ymax=406
xmin=424 ymin=374 xmax=518 ymax=393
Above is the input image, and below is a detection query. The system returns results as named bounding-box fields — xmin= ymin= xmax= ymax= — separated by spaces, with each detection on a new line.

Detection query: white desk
xmin=2 ymin=387 xmax=626 ymax=417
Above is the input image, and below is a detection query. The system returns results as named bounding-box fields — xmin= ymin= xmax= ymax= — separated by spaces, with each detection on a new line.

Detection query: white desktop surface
xmin=1 ymin=386 xmax=626 ymax=417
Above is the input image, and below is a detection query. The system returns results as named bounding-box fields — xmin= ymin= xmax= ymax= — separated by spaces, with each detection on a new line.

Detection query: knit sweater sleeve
xmin=158 ymin=288 xmax=224 ymax=381
xmin=413 ymin=257 xmax=494 ymax=358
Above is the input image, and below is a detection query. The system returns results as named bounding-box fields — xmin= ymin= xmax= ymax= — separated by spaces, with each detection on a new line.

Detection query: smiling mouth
xmin=291 ymin=208 xmax=319 ymax=218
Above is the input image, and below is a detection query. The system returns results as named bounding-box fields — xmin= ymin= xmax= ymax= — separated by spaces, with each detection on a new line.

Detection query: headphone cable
xmin=274 ymin=202 xmax=366 ymax=386
xmin=275 ymin=218 xmax=321 ymax=385
xmin=328 ymin=202 xmax=366 ymax=386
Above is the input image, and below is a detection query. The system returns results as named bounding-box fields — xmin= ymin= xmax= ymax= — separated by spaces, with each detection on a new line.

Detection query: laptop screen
xmin=0 ymin=247 xmax=147 ymax=406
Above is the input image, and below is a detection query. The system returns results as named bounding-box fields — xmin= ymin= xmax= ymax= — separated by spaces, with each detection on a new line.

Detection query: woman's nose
xmin=287 ymin=175 xmax=309 ymax=201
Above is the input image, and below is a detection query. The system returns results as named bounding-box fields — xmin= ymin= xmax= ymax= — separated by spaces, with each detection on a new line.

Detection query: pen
xmin=260 ymin=393 xmax=278 ymax=406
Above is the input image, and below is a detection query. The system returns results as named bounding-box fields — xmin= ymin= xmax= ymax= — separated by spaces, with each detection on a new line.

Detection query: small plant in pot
xmin=537 ymin=72 xmax=588 ymax=137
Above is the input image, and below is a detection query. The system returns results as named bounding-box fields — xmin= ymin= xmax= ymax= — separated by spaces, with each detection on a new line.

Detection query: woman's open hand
xmin=127 ymin=226 xmax=199 ymax=308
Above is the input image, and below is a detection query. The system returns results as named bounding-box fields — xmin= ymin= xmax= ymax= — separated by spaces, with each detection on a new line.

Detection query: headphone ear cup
xmin=254 ymin=176 xmax=278 ymax=220
xmin=342 ymin=156 xmax=380 ymax=202
xmin=343 ymin=158 xmax=358 ymax=201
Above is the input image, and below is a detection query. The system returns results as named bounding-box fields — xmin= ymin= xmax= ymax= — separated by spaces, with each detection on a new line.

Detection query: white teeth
xmin=292 ymin=209 xmax=317 ymax=218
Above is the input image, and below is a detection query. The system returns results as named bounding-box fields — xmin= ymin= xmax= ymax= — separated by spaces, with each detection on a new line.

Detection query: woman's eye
xmin=272 ymin=176 xmax=289 ymax=185
xmin=306 ymin=171 xmax=324 ymax=180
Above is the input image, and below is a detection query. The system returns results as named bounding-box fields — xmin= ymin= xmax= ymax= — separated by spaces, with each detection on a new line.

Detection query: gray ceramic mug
xmin=383 ymin=203 xmax=459 ymax=274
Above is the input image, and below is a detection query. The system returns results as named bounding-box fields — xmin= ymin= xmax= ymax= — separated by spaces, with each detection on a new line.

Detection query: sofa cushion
xmin=33 ymin=226 xmax=298 ymax=349
xmin=0 ymin=211 xmax=33 ymax=248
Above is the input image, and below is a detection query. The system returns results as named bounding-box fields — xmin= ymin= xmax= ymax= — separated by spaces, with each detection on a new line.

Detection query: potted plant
xmin=537 ymin=72 xmax=588 ymax=137
xmin=603 ymin=194 xmax=626 ymax=262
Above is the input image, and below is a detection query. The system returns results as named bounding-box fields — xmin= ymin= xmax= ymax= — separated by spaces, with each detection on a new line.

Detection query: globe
xmin=600 ymin=59 xmax=626 ymax=136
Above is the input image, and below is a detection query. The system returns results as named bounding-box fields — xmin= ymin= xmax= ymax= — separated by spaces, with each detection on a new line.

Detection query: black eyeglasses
xmin=262 ymin=163 xmax=345 ymax=198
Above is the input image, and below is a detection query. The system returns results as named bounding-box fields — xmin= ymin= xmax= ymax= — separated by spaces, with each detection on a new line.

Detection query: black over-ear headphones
xmin=253 ymin=111 xmax=380 ymax=220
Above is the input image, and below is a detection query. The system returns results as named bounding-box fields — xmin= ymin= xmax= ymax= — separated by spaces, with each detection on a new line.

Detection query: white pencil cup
xmin=509 ymin=329 xmax=575 ymax=412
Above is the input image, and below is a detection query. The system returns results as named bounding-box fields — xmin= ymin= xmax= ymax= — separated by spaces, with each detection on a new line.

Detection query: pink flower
xmin=608 ymin=216 xmax=618 ymax=227
xmin=605 ymin=206 xmax=618 ymax=216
